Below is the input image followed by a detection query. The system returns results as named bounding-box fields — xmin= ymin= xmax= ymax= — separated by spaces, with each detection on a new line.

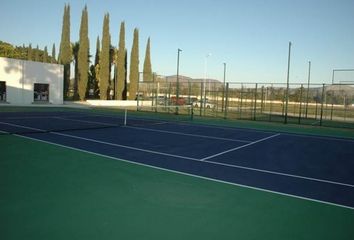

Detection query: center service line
xmin=200 ymin=133 xmax=281 ymax=161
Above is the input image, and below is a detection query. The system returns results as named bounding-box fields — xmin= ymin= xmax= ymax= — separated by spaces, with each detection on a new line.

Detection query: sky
xmin=1 ymin=0 xmax=354 ymax=84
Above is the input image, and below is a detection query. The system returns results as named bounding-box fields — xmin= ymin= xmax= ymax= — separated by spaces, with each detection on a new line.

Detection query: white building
xmin=0 ymin=57 xmax=63 ymax=105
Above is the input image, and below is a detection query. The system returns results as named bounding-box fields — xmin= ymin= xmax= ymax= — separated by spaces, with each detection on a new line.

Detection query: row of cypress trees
xmin=0 ymin=41 xmax=57 ymax=64
xmin=59 ymin=4 xmax=152 ymax=101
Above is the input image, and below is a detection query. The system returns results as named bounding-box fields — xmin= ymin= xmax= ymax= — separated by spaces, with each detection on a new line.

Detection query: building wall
xmin=0 ymin=57 xmax=64 ymax=105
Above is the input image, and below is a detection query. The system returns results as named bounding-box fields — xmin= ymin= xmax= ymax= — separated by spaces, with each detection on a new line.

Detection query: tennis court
xmin=1 ymin=107 xmax=354 ymax=239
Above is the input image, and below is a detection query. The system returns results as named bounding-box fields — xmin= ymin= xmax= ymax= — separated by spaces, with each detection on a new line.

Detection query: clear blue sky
xmin=1 ymin=0 xmax=354 ymax=84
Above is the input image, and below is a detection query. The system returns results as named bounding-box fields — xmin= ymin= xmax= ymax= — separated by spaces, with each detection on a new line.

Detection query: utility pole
xmin=284 ymin=41 xmax=292 ymax=124
xmin=176 ymin=48 xmax=182 ymax=114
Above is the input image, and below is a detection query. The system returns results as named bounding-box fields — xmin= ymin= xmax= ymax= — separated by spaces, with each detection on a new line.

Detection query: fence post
xmin=315 ymin=90 xmax=319 ymax=120
xmin=319 ymin=84 xmax=325 ymax=126
xmin=136 ymin=81 xmax=140 ymax=111
xmin=188 ymin=81 xmax=191 ymax=115
xmin=298 ymin=84 xmax=303 ymax=124
xmin=240 ymin=85 xmax=244 ymax=119
xmin=224 ymin=83 xmax=229 ymax=119
xmin=200 ymin=82 xmax=203 ymax=116
xmin=330 ymin=90 xmax=334 ymax=121
xmin=155 ymin=82 xmax=158 ymax=113
xmin=221 ymin=82 xmax=225 ymax=113
xmin=284 ymin=86 xmax=289 ymax=124
xmin=269 ymin=85 xmax=273 ymax=121
xmin=168 ymin=82 xmax=171 ymax=113
xmin=253 ymin=83 xmax=258 ymax=120
xmin=261 ymin=86 xmax=265 ymax=114
xmin=282 ymin=91 xmax=286 ymax=117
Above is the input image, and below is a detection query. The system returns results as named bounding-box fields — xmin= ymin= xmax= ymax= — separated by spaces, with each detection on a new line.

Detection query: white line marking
xmin=0 ymin=121 xmax=197 ymax=160
xmin=176 ymin=122 xmax=354 ymax=143
xmin=125 ymin=125 xmax=251 ymax=143
xmin=11 ymin=134 xmax=354 ymax=210
xmin=203 ymin=159 xmax=354 ymax=188
xmin=52 ymin=132 xmax=199 ymax=161
xmin=0 ymin=121 xmax=46 ymax=132
xmin=0 ymin=114 xmax=86 ymax=120
xmin=201 ymin=133 xmax=281 ymax=161
xmin=281 ymin=132 xmax=354 ymax=143
xmin=52 ymin=116 xmax=118 ymax=127
xmin=58 ymin=114 xmax=169 ymax=127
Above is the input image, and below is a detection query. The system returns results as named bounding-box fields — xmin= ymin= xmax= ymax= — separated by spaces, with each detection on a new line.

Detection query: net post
xmin=124 ymin=109 xmax=127 ymax=126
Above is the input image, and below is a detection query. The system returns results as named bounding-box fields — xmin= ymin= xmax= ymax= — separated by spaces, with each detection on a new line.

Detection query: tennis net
xmin=0 ymin=108 xmax=181 ymax=135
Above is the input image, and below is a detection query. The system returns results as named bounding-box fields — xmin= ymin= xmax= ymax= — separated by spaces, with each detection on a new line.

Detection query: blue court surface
xmin=1 ymin=110 xmax=354 ymax=209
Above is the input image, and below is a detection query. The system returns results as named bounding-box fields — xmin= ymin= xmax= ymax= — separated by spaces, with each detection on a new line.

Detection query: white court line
xmin=202 ymin=159 xmax=354 ymax=188
xmin=52 ymin=132 xmax=199 ymax=161
xmin=0 ymin=121 xmax=46 ymax=132
xmin=0 ymin=114 xmax=87 ymax=120
xmin=52 ymin=116 xmax=251 ymax=143
xmin=58 ymin=114 xmax=170 ymax=127
xmin=125 ymin=125 xmax=251 ymax=143
xmin=12 ymin=133 xmax=354 ymax=210
xmin=176 ymin=122 xmax=354 ymax=143
xmin=201 ymin=133 xmax=281 ymax=161
xmin=52 ymin=116 xmax=118 ymax=127
xmin=281 ymin=132 xmax=354 ymax=143
xmin=0 ymin=121 xmax=197 ymax=160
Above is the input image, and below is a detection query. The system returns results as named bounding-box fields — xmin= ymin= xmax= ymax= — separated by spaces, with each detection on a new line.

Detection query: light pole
xmin=284 ymin=41 xmax=292 ymax=124
xmin=176 ymin=48 xmax=182 ymax=114
xmin=203 ymin=53 xmax=211 ymax=111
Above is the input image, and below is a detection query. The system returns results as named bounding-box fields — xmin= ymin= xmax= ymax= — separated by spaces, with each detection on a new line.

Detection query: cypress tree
xmin=72 ymin=42 xmax=79 ymax=99
xmin=34 ymin=45 xmax=40 ymax=61
xmin=94 ymin=36 xmax=100 ymax=98
xmin=27 ymin=44 xmax=33 ymax=61
xmin=123 ymin=49 xmax=128 ymax=100
xmin=43 ymin=46 xmax=48 ymax=63
xmin=129 ymin=28 xmax=139 ymax=100
xmin=78 ymin=6 xmax=89 ymax=101
xmin=59 ymin=4 xmax=72 ymax=98
xmin=109 ymin=43 xmax=115 ymax=95
xmin=143 ymin=37 xmax=152 ymax=82
xmin=95 ymin=36 xmax=100 ymax=66
xmin=21 ymin=44 xmax=26 ymax=60
xmin=116 ymin=21 xmax=126 ymax=100
xmin=99 ymin=13 xmax=110 ymax=100
xmin=51 ymin=43 xmax=56 ymax=63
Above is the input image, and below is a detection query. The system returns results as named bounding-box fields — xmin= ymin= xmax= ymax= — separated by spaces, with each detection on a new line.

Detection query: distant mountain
xmin=162 ymin=75 xmax=222 ymax=86
xmin=324 ymin=84 xmax=354 ymax=95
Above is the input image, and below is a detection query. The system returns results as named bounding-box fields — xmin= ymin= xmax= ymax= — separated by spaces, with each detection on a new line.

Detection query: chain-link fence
xmin=137 ymin=81 xmax=354 ymax=129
